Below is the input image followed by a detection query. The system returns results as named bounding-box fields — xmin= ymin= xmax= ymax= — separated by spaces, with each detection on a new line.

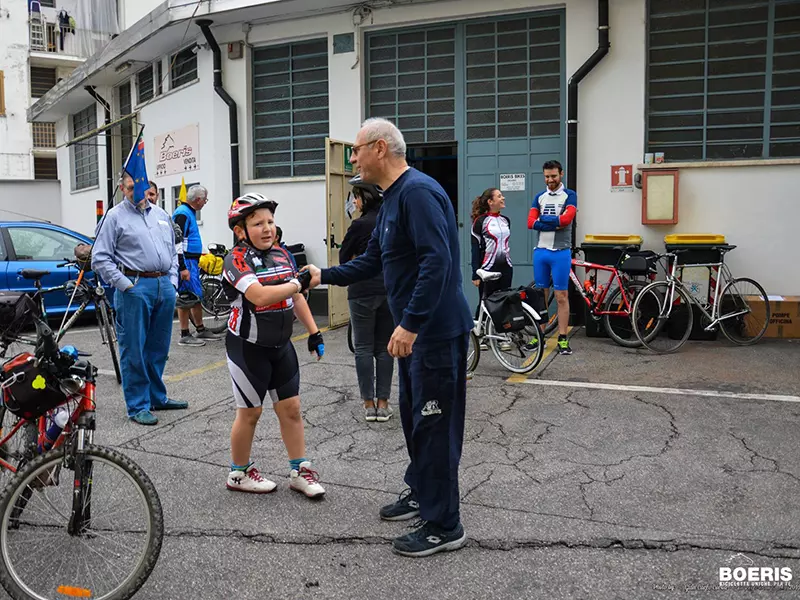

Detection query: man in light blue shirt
xmin=92 ymin=173 xmax=188 ymax=425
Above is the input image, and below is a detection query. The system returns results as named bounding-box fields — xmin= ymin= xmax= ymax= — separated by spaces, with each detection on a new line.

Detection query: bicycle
xmin=467 ymin=269 xmax=545 ymax=376
xmin=631 ymin=245 xmax=770 ymax=353
xmin=540 ymin=246 xmax=662 ymax=348
xmin=198 ymin=243 xmax=231 ymax=335
xmin=0 ymin=298 xmax=163 ymax=600
xmin=1 ymin=264 xmax=122 ymax=384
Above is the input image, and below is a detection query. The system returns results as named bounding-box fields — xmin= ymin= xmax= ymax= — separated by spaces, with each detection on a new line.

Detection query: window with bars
xmin=465 ymin=15 xmax=562 ymax=140
xmin=170 ymin=47 xmax=198 ymax=90
xmin=367 ymin=28 xmax=457 ymax=145
xmin=117 ymin=81 xmax=133 ymax=159
xmin=72 ymin=105 xmax=98 ymax=191
xmin=34 ymin=156 xmax=58 ymax=180
xmin=252 ymin=39 xmax=329 ymax=179
xmin=137 ymin=65 xmax=154 ymax=104
xmin=30 ymin=66 xmax=57 ymax=98
xmin=647 ymin=0 xmax=800 ymax=161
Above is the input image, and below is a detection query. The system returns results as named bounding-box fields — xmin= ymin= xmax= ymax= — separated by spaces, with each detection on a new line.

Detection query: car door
xmin=5 ymin=224 xmax=82 ymax=316
xmin=0 ymin=229 xmax=9 ymax=290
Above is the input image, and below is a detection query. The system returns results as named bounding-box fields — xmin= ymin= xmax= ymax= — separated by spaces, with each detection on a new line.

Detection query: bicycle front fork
xmin=68 ymin=412 xmax=95 ymax=536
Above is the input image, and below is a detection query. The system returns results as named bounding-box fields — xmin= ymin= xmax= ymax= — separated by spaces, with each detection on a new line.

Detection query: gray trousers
xmin=349 ymin=295 xmax=395 ymax=401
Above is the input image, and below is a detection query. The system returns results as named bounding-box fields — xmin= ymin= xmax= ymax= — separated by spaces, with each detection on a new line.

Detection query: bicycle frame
xmin=0 ymin=377 xmax=96 ymax=474
xmin=569 ymin=259 xmax=633 ymax=317
xmin=658 ymin=254 xmax=750 ymax=331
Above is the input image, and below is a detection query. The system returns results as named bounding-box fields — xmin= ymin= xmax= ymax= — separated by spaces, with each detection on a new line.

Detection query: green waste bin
xmin=578 ymin=235 xmax=644 ymax=338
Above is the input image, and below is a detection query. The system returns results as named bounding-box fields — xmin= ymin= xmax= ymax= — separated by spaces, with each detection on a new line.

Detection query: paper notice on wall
xmin=500 ymin=173 xmax=526 ymax=192
xmin=768 ymin=295 xmax=785 ymax=302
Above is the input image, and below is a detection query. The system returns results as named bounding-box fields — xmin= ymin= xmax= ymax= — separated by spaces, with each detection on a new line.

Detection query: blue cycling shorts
xmin=178 ymin=257 xmax=204 ymax=299
xmin=533 ymin=248 xmax=571 ymax=291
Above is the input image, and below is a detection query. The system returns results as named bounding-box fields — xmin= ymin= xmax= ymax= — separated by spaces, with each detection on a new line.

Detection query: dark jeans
xmin=476 ymin=260 xmax=513 ymax=318
xmin=398 ymin=333 xmax=468 ymax=530
xmin=114 ymin=276 xmax=177 ymax=417
xmin=349 ymin=295 xmax=395 ymax=401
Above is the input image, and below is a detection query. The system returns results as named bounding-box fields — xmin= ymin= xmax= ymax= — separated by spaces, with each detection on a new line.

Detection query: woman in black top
xmin=340 ymin=175 xmax=395 ymax=422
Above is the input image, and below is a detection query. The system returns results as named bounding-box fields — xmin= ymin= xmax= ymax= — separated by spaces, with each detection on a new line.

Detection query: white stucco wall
xmin=50 ymin=0 xmax=800 ymax=294
xmin=0 ymin=1 xmax=33 ymax=179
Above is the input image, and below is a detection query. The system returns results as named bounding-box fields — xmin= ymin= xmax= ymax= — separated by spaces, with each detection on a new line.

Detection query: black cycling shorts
xmin=225 ymin=333 xmax=300 ymax=408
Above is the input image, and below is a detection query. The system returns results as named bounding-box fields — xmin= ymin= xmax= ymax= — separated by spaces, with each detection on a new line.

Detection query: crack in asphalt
xmin=161 ymin=528 xmax=800 ymax=558
xmin=725 ymin=432 xmax=800 ymax=485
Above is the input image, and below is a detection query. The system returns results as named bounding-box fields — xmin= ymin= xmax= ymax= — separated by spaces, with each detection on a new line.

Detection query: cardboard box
xmin=745 ymin=296 xmax=800 ymax=339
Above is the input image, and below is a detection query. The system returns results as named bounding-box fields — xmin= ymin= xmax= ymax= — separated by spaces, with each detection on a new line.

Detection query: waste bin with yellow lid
xmin=664 ymin=234 xmax=732 ymax=265
xmin=577 ymin=235 xmax=645 ymax=338
xmin=579 ymin=234 xmax=644 ymax=267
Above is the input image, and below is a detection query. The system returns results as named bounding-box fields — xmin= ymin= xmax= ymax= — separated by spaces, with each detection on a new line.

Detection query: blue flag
xmin=123 ymin=132 xmax=149 ymax=202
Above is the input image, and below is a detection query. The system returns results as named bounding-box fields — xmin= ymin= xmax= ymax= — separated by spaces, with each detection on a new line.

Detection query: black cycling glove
xmin=297 ymin=269 xmax=312 ymax=293
xmin=308 ymin=331 xmax=324 ymax=359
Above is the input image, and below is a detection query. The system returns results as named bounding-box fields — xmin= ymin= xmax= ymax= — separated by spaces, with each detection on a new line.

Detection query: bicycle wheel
xmin=543 ymin=289 xmax=559 ymax=336
xmin=602 ymin=282 xmax=651 ymax=348
xmin=488 ymin=306 xmax=545 ymax=374
xmin=97 ymin=300 xmax=122 ymax=384
xmin=0 ymin=409 xmax=37 ymax=482
xmin=347 ymin=321 xmax=355 ymax=354
xmin=0 ymin=445 xmax=163 ymax=600
xmin=200 ymin=278 xmax=231 ymax=334
xmin=632 ymin=281 xmax=694 ymax=354
xmin=718 ymin=277 xmax=769 ymax=345
xmin=466 ymin=329 xmax=480 ymax=374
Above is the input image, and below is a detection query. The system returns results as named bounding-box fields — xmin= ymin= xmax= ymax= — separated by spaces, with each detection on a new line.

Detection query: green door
xmin=365 ymin=11 xmax=565 ymax=307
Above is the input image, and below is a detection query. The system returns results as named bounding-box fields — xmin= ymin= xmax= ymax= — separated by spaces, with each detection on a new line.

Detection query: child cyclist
xmin=222 ymin=193 xmax=326 ymax=498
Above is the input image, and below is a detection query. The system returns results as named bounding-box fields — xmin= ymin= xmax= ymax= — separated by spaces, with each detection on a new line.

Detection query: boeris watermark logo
xmin=718 ymin=553 xmax=794 ymax=589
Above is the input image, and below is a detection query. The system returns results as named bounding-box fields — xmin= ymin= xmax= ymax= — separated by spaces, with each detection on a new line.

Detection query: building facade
xmin=29 ymin=0 xmax=800 ymax=299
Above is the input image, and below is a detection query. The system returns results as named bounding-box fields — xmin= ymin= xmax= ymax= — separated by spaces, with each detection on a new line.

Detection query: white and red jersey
xmin=471 ymin=212 xmax=512 ymax=272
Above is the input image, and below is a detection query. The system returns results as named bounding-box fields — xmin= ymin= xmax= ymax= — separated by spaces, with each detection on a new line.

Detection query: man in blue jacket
xmin=172 ymin=185 xmax=221 ymax=345
xmin=305 ymin=118 xmax=473 ymax=558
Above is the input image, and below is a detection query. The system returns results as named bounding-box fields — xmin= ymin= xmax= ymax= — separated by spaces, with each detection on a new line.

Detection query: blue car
xmin=0 ymin=221 xmax=111 ymax=316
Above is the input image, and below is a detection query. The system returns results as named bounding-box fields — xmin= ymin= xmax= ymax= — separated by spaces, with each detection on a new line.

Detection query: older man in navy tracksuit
xmin=306 ymin=118 xmax=472 ymax=558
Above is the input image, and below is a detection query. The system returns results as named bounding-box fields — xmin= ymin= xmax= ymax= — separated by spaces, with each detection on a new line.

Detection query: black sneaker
xmin=392 ymin=521 xmax=467 ymax=558
xmin=557 ymin=337 xmax=573 ymax=355
xmin=379 ymin=489 xmax=420 ymax=521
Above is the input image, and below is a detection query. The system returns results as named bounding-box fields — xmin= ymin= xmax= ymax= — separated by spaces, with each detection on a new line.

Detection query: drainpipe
xmin=565 ymin=0 xmax=609 ymax=324
xmin=85 ymin=86 xmax=114 ymax=210
xmin=197 ymin=19 xmax=241 ymax=202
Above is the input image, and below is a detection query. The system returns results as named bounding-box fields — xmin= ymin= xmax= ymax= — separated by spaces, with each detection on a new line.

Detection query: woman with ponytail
xmin=470 ymin=188 xmax=513 ymax=315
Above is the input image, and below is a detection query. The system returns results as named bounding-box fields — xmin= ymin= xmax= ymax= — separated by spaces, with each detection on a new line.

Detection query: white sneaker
xmin=499 ymin=341 xmax=513 ymax=351
xmin=226 ymin=466 xmax=277 ymax=494
xmin=289 ymin=461 xmax=326 ymax=498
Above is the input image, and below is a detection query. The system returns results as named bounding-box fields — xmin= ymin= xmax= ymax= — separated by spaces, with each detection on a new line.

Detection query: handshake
xmin=299 ymin=265 xmax=323 ymax=290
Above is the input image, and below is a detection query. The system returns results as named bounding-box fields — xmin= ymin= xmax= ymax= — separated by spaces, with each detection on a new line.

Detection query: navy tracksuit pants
xmin=398 ymin=333 xmax=468 ymax=531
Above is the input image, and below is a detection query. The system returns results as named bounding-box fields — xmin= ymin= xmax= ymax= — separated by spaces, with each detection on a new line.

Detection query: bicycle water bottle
xmin=584 ymin=279 xmax=595 ymax=295
xmin=593 ymin=284 xmax=605 ymax=303
xmin=39 ymin=406 xmax=70 ymax=452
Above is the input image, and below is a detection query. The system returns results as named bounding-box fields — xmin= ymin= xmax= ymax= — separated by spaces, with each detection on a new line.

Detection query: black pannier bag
xmin=618 ymin=250 xmax=659 ymax=276
xmin=485 ymin=289 xmax=527 ymax=332
xmin=0 ymin=292 xmax=35 ymax=340
xmin=1 ymin=353 xmax=68 ymax=419
xmin=518 ymin=284 xmax=546 ymax=320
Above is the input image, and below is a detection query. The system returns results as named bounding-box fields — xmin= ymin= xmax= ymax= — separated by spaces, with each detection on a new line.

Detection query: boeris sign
xmin=154 ymin=124 xmax=199 ymax=177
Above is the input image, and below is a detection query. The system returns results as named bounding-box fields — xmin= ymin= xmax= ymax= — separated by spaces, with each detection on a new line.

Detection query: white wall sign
xmin=154 ymin=124 xmax=199 ymax=177
xmin=500 ymin=173 xmax=526 ymax=191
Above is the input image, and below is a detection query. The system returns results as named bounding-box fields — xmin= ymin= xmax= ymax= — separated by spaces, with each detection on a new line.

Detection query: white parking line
xmin=512 ymin=378 xmax=800 ymax=404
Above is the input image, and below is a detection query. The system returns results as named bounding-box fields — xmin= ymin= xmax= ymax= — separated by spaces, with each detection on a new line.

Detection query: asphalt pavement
xmin=2 ymin=317 xmax=799 ymax=600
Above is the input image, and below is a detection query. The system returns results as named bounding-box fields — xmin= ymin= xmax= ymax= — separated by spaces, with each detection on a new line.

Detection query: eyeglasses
xmin=351 ymin=140 xmax=378 ymax=157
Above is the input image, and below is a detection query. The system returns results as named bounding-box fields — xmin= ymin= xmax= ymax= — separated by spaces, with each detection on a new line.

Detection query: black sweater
xmin=338 ymin=208 xmax=386 ymax=300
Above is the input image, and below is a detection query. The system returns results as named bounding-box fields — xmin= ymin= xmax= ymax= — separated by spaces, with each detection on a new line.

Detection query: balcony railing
xmin=32 ymin=122 xmax=57 ymax=149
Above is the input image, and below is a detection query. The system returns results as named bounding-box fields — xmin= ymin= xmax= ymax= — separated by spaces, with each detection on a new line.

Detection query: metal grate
xmin=137 ymin=65 xmax=154 ymax=104
xmin=465 ymin=15 xmax=562 ymax=140
xmin=366 ymin=27 xmax=457 ymax=145
xmin=647 ymin=0 xmax=800 ymax=160
xmin=32 ymin=122 xmax=56 ymax=149
xmin=34 ymin=156 xmax=57 ymax=180
xmin=118 ymin=82 xmax=133 ymax=159
xmin=72 ymin=105 xmax=98 ymax=191
xmin=252 ymin=39 xmax=329 ymax=179
xmin=30 ymin=66 xmax=56 ymax=98
xmin=170 ymin=47 xmax=198 ymax=90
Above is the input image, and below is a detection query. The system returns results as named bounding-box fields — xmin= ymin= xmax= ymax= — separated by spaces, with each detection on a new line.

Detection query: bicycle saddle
xmin=20 ymin=269 xmax=51 ymax=280
xmin=476 ymin=269 xmax=502 ymax=282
